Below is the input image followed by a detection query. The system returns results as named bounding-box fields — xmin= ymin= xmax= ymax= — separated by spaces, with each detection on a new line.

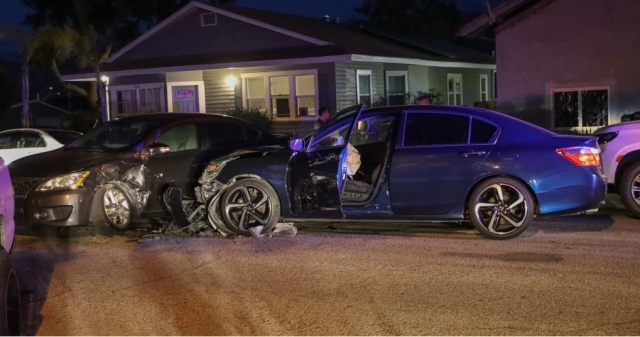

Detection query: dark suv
xmin=9 ymin=113 xmax=285 ymax=231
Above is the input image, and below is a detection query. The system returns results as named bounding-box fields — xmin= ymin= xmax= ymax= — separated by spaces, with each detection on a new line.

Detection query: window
xmin=479 ymin=74 xmax=489 ymax=102
xmin=202 ymin=121 xmax=260 ymax=146
xmin=447 ymin=74 xmax=463 ymax=106
xmin=552 ymin=88 xmax=609 ymax=128
xmin=242 ymin=70 xmax=318 ymax=119
xmin=404 ymin=113 xmax=470 ymax=146
xmin=351 ymin=115 xmax=396 ymax=146
xmin=386 ymin=71 xmax=408 ymax=105
xmin=154 ymin=124 xmax=198 ymax=153
xmin=0 ymin=133 xmax=14 ymax=149
xmin=470 ymin=118 xmax=498 ymax=143
xmin=110 ymin=83 xmax=165 ymax=118
xmin=356 ymin=70 xmax=372 ymax=107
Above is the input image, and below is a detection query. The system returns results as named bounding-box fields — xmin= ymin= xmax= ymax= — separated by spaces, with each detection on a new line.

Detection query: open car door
xmin=288 ymin=104 xmax=365 ymax=217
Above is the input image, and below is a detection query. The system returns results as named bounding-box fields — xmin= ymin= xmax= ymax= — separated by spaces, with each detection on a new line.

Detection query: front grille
xmin=11 ymin=178 xmax=42 ymax=198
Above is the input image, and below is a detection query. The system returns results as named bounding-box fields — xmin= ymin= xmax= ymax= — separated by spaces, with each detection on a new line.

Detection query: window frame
xmin=479 ymin=74 xmax=489 ymax=102
xmin=551 ymin=86 xmax=610 ymax=130
xmin=109 ymin=83 xmax=166 ymax=118
xmin=356 ymin=70 xmax=373 ymax=107
xmin=241 ymin=69 xmax=319 ymax=121
xmin=385 ymin=71 xmax=408 ymax=106
xmin=447 ymin=73 xmax=463 ymax=106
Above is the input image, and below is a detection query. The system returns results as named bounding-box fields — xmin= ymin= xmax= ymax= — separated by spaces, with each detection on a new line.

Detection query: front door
xmin=172 ymin=86 xmax=198 ymax=112
xmin=288 ymin=104 xmax=364 ymax=217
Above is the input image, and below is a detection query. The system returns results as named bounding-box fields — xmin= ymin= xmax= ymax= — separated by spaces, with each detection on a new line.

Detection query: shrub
xmin=222 ymin=107 xmax=276 ymax=133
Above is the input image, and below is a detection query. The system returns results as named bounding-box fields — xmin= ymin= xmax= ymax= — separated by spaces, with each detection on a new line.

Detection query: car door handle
xmin=459 ymin=151 xmax=486 ymax=157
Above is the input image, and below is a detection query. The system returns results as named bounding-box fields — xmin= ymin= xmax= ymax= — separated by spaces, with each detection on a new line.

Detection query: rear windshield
xmin=46 ymin=130 xmax=83 ymax=145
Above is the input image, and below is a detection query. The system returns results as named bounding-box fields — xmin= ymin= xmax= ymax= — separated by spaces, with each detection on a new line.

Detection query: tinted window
xmin=46 ymin=130 xmax=83 ymax=145
xmin=155 ymin=124 xmax=198 ymax=152
xmin=404 ymin=113 xmax=469 ymax=146
xmin=67 ymin=120 xmax=159 ymax=151
xmin=0 ymin=133 xmax=14 ymax=149
xmin=470 ymin=119 xmax=498 ymax=143
xmin=15 ymin=132 xmax=44 ymax=148
xmin=202 ymin=121 xmax=260 ymax=147
xmin=351 ymin=115 xmax=396 ymax=146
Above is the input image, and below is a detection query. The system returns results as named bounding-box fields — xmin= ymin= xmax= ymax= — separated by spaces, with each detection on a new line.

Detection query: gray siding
xmin=203 ymin=70 xmax=237 ymax=113
xmin=496 ymin=0 xmax=640 ymax=129
xmin=118 ymin=9 xmax=315 ymax=61
xmin=429 ymin=67 xmax=494 ymax=106
xmin=335 ymin=62 xmax=384 ymax=110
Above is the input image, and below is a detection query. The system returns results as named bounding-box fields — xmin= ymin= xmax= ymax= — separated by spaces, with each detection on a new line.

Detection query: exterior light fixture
xmin=225 ymin=76 xmax=237 ymax=90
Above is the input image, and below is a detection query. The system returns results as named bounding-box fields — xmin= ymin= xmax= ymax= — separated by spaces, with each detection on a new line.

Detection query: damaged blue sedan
xmin=171 ymin=104 xmax=607 ymax=240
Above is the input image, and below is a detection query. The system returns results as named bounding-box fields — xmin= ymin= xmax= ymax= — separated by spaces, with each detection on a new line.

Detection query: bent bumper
xmin=14 ymin=188 xmax=93 ymax=227
xmin=534 ymin=167 xmax=607 ymax=216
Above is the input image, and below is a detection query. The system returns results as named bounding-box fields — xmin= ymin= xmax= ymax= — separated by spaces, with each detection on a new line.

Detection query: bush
xmin=222 ymin=107 xmax=276 ymax=133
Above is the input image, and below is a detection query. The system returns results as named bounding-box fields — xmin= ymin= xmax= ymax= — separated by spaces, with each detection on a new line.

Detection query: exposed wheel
xmin=220 ymin=179 xmax=280 ymax=236
xmin=0 ymin=250 xmax=20 ymax=336
xmin=469 ymin=177 xmax=534 ymax=239
xmin=618 ymin=163 xmax=640 ymax=218
xmin=91 ymin=183 xmax=135 ymax=232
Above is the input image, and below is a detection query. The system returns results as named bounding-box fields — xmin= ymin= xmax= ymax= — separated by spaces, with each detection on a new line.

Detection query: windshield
xmin=65 ymin=120 xmax=159 ymax=152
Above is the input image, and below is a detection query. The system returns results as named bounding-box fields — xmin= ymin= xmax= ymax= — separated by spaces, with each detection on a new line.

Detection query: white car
xmin=0 ymin=128 xmax=82 ymax=165
xmin=594 ymin=120 xmax=640 ymax=217
xmin=0 ymin=157 xmax=19 ymax=335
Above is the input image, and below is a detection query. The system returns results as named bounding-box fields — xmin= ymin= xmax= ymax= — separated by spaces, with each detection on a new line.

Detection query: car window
xmin=15 ymin=132 xmax=44 ymax=148
xmin=350 ymin=115 xmax=396 ymax=146
xmin=470 ymin=118 xmax=498 ymax=144
xmin=154 ymin=124 xmax=198 ymax=153
xmin=67 ymin=120 xmax=159 ymax=151
xmin=202 ymin=121 xmax=260 ymax=147
xmin=308 ymin=105 xmax=364 ymax=151
xmin=46 ymin=130 xmax=83 ymax=145
xmin=0 ymin=133 xmax=14 ymax=149
xmin=308 ymin=124 xmax=349 ymax=151
xmin=404 ymin=113 xmax=470 ymax=146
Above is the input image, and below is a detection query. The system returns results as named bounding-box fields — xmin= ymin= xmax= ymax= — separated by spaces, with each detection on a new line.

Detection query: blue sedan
xmin=181 ymin=104 xmax=606 ymax=239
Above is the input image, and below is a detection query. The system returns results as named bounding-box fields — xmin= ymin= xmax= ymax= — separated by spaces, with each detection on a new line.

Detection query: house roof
xmin=65 ymin=1 xmax=495 ymax=80
xmin=458 ymin=0 xmax=555 ymax=37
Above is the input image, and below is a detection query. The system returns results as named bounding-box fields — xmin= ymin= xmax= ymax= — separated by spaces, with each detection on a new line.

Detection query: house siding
xmin=117 ymin=8 xmax=316 ymax=62
xmin=496 ymin=0 xmax=640 ymax=129
xmin=335 ymin=62 xmax=384 ymax=110
xmin=428 ymin=67 xmax=494 ymax=106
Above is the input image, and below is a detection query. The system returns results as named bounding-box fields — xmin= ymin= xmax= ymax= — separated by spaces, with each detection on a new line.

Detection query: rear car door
xmin=389 ymin=111 xmax=497 ymax=215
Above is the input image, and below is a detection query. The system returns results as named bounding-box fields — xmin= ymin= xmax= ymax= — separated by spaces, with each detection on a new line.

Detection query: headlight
xmin=37 ymin=171 xmax=90 ymax=191
xmin=199 ymin=157 xmax=238 ymax=183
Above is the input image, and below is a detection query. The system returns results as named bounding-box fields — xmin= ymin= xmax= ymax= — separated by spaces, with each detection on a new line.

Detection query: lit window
xmin=242 ymin=70 xmax=318 ymax=119
xmin=447 ymin=73 xmax=463 ymax=106
xmin=553 ymin=88 xmax=609 ymax=128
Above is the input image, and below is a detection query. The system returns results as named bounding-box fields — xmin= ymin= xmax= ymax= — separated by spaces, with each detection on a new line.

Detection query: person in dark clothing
xmin=314 ymin=107 xmax=330 ymax=129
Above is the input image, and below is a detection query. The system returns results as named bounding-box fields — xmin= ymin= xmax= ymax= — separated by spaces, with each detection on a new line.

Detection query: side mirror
xmin=289 ymin=138 xmax=305 ymax=152
xmin=148 ymin=143 xmax=170 ymax=157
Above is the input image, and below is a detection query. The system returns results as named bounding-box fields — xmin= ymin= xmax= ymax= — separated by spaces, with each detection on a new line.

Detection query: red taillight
xmin=556 ymin=147 xmax=601 ymax=166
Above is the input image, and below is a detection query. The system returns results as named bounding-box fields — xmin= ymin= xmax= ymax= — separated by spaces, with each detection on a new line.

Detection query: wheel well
xmin=464 ymin=175 xmax=541 ymax=217
xmin=614 ymin=150 xmax=640 ymax=189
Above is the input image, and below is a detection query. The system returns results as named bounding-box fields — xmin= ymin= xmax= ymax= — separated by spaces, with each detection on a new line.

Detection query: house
xmin=62 ymin=1 xmax=496 ymax=134
xmin=459 ymin=0 xmax=640 ymax=132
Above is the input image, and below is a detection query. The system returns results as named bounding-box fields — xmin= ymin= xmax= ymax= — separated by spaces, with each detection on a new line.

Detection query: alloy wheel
xmin=103 ymin=187 xmax=131 ymax=229
xmin=473 ymin=183 xmax=528 ymax=236
xmin=223 ymin=184 xmax=273 ymax=232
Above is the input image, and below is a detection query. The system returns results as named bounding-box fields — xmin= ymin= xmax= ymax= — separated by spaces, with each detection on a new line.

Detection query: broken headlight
xmin=198 ymin=157 xmax=238 ymax=184
xmin=37 ymin=171 xmax=90 ymax=191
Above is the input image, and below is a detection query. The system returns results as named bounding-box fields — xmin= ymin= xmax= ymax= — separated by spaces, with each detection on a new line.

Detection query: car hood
xmin=9 ymin=149 xmax=121 ymax=178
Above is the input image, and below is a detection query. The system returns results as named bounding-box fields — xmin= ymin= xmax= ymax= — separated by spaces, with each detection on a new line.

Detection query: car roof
xmin=114 ymin=112 xmax=235 ymax=124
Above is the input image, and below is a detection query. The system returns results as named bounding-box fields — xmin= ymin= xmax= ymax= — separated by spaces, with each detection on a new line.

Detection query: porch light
xmin=100 ymin=75 xmax=109 ymax=85
xmin=225 ymin=76 xmax=237 ymax=90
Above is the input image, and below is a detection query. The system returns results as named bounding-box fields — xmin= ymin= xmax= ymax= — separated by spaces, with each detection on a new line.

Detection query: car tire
xmin=468 ymin=177 xmax=534 ymax=240
xmin=618 ymin=163 xmax=640 ymax=218
xmin=0 ymin=250 xmax=20 ymax=336
xmin=90 ymin=183 xmax=135 ymax=232
xmin=220 ymin=178 xmax=281 ymax=236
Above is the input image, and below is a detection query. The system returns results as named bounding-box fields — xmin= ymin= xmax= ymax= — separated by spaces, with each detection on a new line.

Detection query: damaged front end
xmin=163 ymin=155 xmax=296 ymax=238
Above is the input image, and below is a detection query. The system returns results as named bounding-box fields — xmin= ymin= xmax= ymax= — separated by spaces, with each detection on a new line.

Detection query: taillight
xmin=556 ymin=147 xmax=601 ymax=166
xmin=597 ymin=131 xmax=618 ymax=144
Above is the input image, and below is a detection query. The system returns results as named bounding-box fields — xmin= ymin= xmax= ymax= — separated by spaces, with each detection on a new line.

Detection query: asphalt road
xmin=10 ymin=196 xmax=640 ymax=335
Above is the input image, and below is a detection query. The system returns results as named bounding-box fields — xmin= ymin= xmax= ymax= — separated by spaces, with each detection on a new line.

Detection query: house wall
xmin=428 ymin=67 xmax=494 ymax=106
xmin=496 ymin=0 xmax=640 ymax=129
xmin=335 ymin=61 xmax=384 ymax=110
xmin=118 ymin=8 xmax=315 ymax=61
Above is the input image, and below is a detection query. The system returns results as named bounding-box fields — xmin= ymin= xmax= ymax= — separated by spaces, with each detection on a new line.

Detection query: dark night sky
xmin=0 ymin=0 xmax=497 ymax=60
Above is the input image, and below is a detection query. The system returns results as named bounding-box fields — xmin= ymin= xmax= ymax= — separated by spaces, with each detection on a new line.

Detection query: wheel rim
xmin=224 ymin=184 xmax=273 ymax=232
xmin=103 ymin=188 xmax=131 ymax=229
xmin=631 ymin=173 xmax=640 ymax=206
xmin=474 ymin=183 xmax=528 ymax=235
